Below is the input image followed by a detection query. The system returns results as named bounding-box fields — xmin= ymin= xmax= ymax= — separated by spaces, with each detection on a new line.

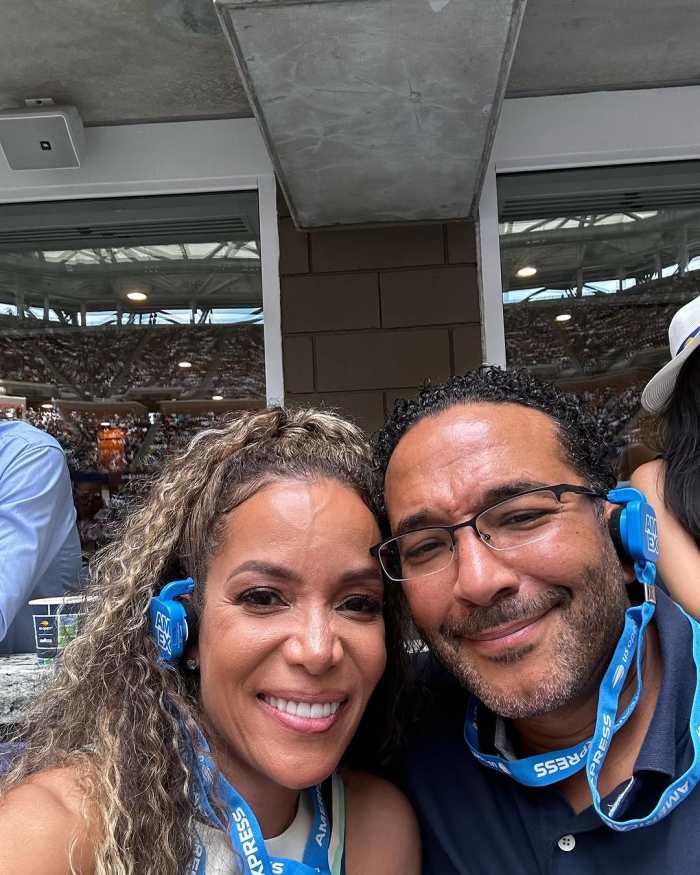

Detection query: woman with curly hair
xmin=0 ymin=407 xmax=419 ymax=875
xmin=632 ymin=296 xmax=700 ymax=615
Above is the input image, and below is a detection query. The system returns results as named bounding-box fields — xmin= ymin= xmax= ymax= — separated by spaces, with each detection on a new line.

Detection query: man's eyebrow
xmin=482 ymin=480 xmax=550 ymax=506
xmin=393 ymin=480 xmax=550 ymax=536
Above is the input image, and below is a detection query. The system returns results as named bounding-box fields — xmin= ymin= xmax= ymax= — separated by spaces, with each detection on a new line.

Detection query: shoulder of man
xmin=0 ymin=420 xmax=64 ymax=458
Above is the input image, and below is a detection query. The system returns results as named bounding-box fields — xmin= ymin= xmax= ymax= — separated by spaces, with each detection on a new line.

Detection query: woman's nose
xmin=283 ymin=607 xmax=344 ymax=674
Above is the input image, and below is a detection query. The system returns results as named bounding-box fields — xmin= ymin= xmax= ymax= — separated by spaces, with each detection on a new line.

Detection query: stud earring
xmin=185 ymin=657 xmax=199 ymax=671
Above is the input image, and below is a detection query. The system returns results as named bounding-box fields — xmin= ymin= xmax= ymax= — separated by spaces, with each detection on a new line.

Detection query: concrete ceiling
xmin=216 ymin=0 xmax=526 ymax=227
xmin=508 ymin=0 xmax=700 ymax=97
xmin=0 ymin=0 xmax=252 ymax=125
xmin=2 ymin=0 xmax=700 ymax=228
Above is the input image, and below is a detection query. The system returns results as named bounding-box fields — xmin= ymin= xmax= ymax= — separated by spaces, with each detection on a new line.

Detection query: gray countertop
xmin=0 ymin=654 xmax=52 ymax=727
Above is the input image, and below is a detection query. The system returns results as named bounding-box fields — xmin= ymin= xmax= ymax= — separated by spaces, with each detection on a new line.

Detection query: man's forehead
xmin=388 ymin=402 xmax=560 ymax=463
xmin=384 ymin=402 xmax=569 ymax=516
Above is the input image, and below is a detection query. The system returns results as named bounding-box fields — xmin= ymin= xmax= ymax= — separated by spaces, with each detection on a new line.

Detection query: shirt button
xmin=557 ymin=834 xmax=576 ymax=852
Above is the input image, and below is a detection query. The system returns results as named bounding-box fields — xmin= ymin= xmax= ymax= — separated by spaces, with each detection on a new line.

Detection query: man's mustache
xmin=440 ymin=587 xmax=570 ymax=639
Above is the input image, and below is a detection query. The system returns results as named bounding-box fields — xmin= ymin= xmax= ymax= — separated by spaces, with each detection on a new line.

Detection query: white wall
xmin=0 ymin=118 xmax=271 ymax=201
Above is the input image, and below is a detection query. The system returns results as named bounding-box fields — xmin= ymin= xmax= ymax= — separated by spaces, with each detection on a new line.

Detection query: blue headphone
xmin=149 ymin=577 xmax=195 ymax=663
xmin=606 ymin=486 xmax=659 ymax=585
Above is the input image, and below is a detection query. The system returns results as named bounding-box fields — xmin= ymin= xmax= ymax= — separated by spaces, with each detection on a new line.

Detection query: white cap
xmin=641 ymin=295 xmax=700 ymax=413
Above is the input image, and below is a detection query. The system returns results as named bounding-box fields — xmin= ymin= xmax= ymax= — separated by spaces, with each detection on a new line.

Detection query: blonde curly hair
xmin=1 ymin=407 xmax=407 ymax=875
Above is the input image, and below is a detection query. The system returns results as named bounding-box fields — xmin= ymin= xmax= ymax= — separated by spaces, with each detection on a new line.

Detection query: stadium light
xmin=100 ymin=421 xmax=111 ymax=427
xmin=516 ymin=266 xmax=537 ymax=278
xmin=212 ymin=394 xmax=223 ymax=401
xmin=126 ymin=290 xmax=148 ymax=302
xmin=41 ymin=402 xmax=53 ymax=410
xmin=178 ymin=360 xmax=192 ymax=368
xmin=555 ymin=313 xmax=572 ymax=322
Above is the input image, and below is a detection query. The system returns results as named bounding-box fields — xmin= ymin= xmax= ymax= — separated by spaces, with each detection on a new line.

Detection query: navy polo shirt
xmin=401 ymin=589 xmax=698 ymax=874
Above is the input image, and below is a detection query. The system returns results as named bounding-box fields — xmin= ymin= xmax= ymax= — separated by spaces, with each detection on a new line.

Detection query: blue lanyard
xmin=189 ymin=731 xmax=332 ymax=874
xmin=464 ymin=590 xmax=700 ymax=830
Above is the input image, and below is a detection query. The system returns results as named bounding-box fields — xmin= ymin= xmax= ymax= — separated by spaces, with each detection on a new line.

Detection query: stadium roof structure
xmin=0 ymin=192 xmax=263 ymax=323
xmin=499 ymin=162 xmax=700 ymax=298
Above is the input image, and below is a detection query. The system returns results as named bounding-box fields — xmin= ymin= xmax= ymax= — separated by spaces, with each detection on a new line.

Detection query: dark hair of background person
xmin=659 ymin=352 xmax=700 ymax=546
xmin=373 ymin=366 xmax=617 ymax=509
xmin=0 ymin=407 xmax=411 ymax=875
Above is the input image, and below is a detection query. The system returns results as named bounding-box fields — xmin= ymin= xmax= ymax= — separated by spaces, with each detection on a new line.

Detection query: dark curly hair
xmin=373 ymin=367 xmax=616 ymax=503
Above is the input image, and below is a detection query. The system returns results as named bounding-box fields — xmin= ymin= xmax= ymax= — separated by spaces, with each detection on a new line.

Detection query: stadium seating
xmin=0 ymin=324 xmax=265 ymax=399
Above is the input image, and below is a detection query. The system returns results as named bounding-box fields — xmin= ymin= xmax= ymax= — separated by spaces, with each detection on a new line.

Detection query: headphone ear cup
xmin=608 ymin=506 xmax=625 ymax=558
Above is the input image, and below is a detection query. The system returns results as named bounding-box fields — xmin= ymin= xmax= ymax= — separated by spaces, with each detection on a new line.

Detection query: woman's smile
xmin=258 ymin=692 xmax=348 ymax=733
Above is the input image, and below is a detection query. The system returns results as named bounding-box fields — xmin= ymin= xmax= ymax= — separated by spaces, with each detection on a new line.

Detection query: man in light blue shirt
xmin=0 ymin=420 xmax=82 ymax=654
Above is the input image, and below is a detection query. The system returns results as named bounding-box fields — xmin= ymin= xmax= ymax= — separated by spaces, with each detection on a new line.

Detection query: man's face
xmin=383 ymin=402 xmax=628 ymax=719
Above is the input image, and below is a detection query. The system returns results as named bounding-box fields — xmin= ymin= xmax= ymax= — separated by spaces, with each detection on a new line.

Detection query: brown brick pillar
xmin=278 ymin=189 xmax=482 ymax=432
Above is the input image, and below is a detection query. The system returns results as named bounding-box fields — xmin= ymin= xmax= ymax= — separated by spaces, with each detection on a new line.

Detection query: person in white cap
xmin=631 ymin=295 xmax=700 ymax=614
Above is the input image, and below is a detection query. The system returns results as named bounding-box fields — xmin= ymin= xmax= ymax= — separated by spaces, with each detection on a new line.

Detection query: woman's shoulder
xmin=630 ymin=458 xmax=666 ymax=500
xmin=0 ymin=765 xmax=96 ymax=874
xmin=341 ymin=769 xmax=420 ymax=875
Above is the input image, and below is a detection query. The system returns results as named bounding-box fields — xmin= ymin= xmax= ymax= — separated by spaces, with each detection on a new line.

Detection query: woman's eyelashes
xmin=237 ymin=587 xmax=288 ymax=610
xmin=337 ymin=593 xmax=384 ymax=617
xmin=233 ymin=586 xmax=383 ymax=617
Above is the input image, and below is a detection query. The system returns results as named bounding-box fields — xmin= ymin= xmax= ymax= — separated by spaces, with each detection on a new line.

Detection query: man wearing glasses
xmin=373 ymin=367 xmax=700 ymax=874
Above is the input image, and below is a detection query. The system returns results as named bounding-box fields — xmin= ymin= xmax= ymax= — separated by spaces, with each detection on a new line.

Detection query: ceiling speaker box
xmin=0 ymin=105 xmax=84 ymax=170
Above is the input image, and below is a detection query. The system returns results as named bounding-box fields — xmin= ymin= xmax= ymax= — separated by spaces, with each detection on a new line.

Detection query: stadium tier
xmin=0 ymin=323 xmax=265 ymax=401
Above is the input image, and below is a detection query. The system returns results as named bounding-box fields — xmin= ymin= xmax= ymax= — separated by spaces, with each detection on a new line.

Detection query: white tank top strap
xmin=328 ymin=772 xmax=346 ymax=875
xmin=265 ymin=787 xmax=313 ymax=860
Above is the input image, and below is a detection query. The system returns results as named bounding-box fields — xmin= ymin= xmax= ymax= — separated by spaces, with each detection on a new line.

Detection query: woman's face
xmin=192 ymin=477 xmax=386 ymax=791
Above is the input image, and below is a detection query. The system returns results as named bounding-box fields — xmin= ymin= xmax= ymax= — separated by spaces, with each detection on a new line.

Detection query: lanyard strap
xmin=464 ymin=595 xmax=700 ymax=830
xmin=189 ymin=731 xmax=332 ymax=874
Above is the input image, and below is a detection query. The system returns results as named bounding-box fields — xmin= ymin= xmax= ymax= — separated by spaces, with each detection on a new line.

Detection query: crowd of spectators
xmin=0 ymin=335 xmax=54 ymax=384
xmin=505 ymin=284 xmax=694 ymax=374
xmin=210 ymin=328 xmax=266 ymax=398
xmin=578 ymin=381 xmax=646 ymax=451
xmin=0 ymin=324 xmax=265 ymax=399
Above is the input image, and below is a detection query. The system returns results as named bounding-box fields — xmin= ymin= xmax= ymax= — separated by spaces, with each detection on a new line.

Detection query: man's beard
xmin=420 ymin=538 xmax=629 ymax=719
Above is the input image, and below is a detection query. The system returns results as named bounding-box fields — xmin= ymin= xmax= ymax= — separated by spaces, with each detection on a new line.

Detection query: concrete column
xmin=80 ymin=303 xmax=87 ymax=327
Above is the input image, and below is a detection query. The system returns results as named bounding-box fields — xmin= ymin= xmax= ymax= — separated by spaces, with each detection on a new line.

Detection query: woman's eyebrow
xmin=339 ymin=565 xmax=384 ymax=585
xmin=225 ymin=560 xmax=299 ymax=583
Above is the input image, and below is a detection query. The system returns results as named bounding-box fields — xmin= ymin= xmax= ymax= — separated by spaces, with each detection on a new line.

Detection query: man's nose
xmin=450 ymin=528 xmax=520 ymax=606
xmin=283 ymin=606 xmax=344 ymax=675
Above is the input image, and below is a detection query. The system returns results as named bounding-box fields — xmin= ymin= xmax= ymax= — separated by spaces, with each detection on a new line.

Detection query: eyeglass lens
xmin=380 ymin=489 xmax=566 ymax=581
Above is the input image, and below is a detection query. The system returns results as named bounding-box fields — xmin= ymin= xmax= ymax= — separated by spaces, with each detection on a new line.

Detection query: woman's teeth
xmin=261 ymin=695 xmax=341 ymax=719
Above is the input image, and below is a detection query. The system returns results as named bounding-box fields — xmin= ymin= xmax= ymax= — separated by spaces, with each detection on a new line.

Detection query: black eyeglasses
xmin=371 ymin=484 xmax=603 ymax=582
